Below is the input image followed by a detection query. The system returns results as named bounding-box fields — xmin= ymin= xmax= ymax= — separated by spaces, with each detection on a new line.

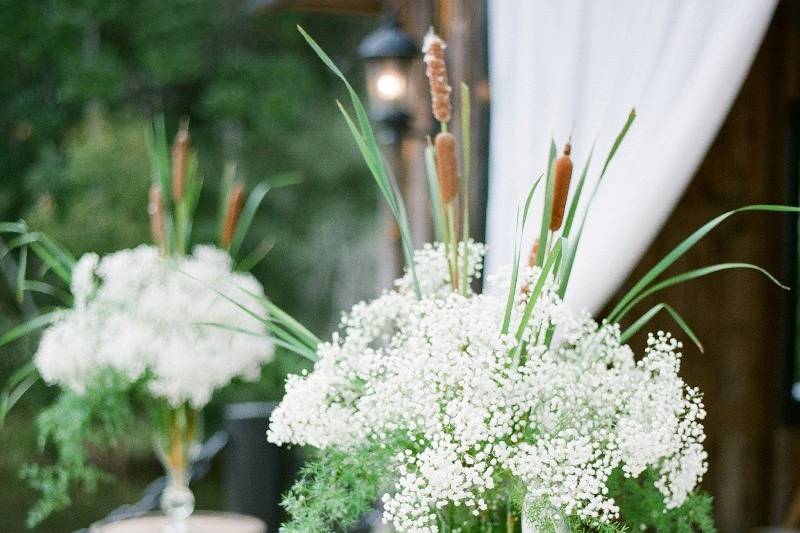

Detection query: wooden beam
xmin=249 ymin=0 xmax=383 ymax=15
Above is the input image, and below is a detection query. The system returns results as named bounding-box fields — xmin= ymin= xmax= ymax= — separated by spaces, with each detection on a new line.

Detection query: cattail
xmin=549 ymin=142 xmax=573 ymax=231
xmin=220 ymin=182 xmax=245 ymax=248
xmin=435 ymin=132 xmax=459 ymax=204
xmin=527 ymin=239 xmax=540 ymax=267
xmin=148 ymin=183 xmax=167 ymax=255
xmin=423 ymin=28 xmax=452 ymax=124
xmin=171 ymin=120 xmax=190 ymax=202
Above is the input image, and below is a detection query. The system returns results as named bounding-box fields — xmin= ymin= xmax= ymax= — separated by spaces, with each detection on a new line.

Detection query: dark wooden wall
xmin=608 ymin=3 xmax=800 ymax=531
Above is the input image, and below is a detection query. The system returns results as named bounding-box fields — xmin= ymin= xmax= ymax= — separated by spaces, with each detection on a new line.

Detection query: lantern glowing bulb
xmin=376 ymin=69 xmax=405 ymax=101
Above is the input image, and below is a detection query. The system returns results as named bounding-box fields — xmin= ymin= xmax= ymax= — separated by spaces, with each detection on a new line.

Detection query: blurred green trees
xmin=0 ymin=1 xmax=382 ymax=530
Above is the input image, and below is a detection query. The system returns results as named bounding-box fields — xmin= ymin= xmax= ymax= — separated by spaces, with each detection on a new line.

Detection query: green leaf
xmin=30 ymin=242 xmax=71 ymax=284
xmin=0 ymin=362 xmax=38 ymax=430
xmin=608 ymin=263 xmax=789 ymax=322
xmin=17 ymin=245 xmax=27 ymax=304
xmin=0 ymin=221 xmax=28 ymax=234
xmin=22 ymin=280 xmax=73 ymax=305
xmin=601 ymin=108 xmax=636 ymax=177
xmin=560 ymin=143 xmax=595 ymax=241
xmin=424 ymin=144 xmax=446 ymax=242
xmin=558 ymin=111 xmax=636 ymax=298
xmin=236 ymin=239 xmax=274 ymax=272
xmin=501 ymin=177 xmax=543 ymax=335
xmin=299 ymin=26 xmax=420 ymax=297
xmin=0 ymin=312 xmax=59 ymax=348
xmin=195 ymin=321 xmax=317 ymax=362
xmin=608 ymin=205 xmax=800 ymax=319
xmin=460 ymin=82 xmax=472 ymax=295
xmin=515 ymin=238 xmax=564 ymax=345
xmin=620 ymin=303 xmax=704 ymax=352
xmin=535 ymin=141 xmax=558 ymax=266
xmin=612 ymin=262 xmax=787 ymax=322
xmin=229 ymin=182 xmax=271 ymax=260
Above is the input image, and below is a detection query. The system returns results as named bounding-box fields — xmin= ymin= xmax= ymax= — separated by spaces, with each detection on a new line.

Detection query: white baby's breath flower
xmin=35 ymin=244 xmax=275 ymax=408
xmin=268 ymin=242 xmax=708 ymax=532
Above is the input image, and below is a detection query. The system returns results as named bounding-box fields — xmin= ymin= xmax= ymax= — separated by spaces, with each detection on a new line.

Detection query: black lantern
xmin=358 ymin=16 xmax=418 ymax=144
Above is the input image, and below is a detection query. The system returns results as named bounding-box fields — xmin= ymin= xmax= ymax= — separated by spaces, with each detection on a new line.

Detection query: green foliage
xmin=24 ymin=110 xmax=151 ymax=256
xmin=280 ymin=443 xmax=393 ymax=533
xmin=20 ymin=372 xmax=141 ymax=527
xmin=608 ymin=468 xmax=716 ymax=533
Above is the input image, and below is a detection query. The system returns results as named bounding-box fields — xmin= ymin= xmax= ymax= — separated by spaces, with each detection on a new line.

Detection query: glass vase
xmin=153 ymin=403 xmax=203 ymax=532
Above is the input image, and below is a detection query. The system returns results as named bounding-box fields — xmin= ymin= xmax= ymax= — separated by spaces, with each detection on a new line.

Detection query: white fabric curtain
xmin=485 ymin=0 xmax=777 ymax=313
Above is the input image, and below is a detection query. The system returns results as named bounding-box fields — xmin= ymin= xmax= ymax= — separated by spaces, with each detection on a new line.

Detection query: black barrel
xmin=223 ymin=402 xmax=299 ymax=531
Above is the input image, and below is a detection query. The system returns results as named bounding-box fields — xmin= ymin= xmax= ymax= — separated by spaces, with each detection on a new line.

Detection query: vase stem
xmin=154 ymin=403 xmax=201 ymax=531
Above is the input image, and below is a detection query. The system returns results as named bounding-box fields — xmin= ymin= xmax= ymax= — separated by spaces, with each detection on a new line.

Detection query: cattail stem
xmin=171 ymin=118 xmax=190 ymax=203
xmin=149 ymin=183 xmax=167 ymax=256
xmin=220 ymin=182 xmax=245 ymax=249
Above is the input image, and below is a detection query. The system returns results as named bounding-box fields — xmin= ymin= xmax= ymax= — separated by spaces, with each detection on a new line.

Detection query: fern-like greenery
xmin=19 ymin=372 xmax=142 ymax=527
xmin=280 ymin=443 xmax=394 ymax=533
xmin=608 ymin=468 xmax=717 ymax=533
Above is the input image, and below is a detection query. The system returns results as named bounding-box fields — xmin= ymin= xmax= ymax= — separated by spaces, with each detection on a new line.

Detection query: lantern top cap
xmin=358 ymin=17 xmax=418 ymax=60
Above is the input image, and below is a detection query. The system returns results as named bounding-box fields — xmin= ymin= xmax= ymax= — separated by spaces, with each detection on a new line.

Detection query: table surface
xmin=90 ymin=512 xmax=266 ymax=533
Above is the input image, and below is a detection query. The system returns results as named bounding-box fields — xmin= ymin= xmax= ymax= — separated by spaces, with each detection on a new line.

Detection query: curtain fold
xmin=486 ymin=0 xmax=778 ymax=313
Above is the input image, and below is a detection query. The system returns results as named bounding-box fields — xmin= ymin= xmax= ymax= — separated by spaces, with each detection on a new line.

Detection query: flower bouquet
xmin=264 ymin=28 xmax=798 ymax=533
xmin=0 ymin=120 xmax=294 ymax=528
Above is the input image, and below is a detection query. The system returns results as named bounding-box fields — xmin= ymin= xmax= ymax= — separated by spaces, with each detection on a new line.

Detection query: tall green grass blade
xmin=425 ymin=144 xmax=446 ymax=242
xmin=22 ymin=280 xmax=72 ymax=305
xmin=229 ymin=182 xmax=271 ymax=260
xmin=3 ymin=232 xmax=73 ymax=283
xmin=261 ymin=296 xmax=321 ymax=349
xmin=16 ymin=245 xmax=27 ymax=304
xmin=236 ymin=239 xmax=274 ymax=272
xmin=535 ymin=141 xmax=558 ymax=266
xmin=195 ymin=321 xmax=318 ymax=362
xmin=612 ymin=262 xmax=786 ymax=322
xmin=0 ymin=362 xmax=38 ymax=430
xmin=460 ymin=83 xmax=472 ymax=295
xmin=0 ymin=222 xmax=28 ymax=234
xmin=0 ymin=312 xmax=59 ymax=348
xmin=515 ymin=238 xmax=564 ymax=343
xmin=601 ymin=108 xmax=636 ymax=177
xmin=501 ymin=211 xmax=522 ymax=335
xmin=501 ymin=177 xmax=544 ymax=334
xmin=558 ymin=112 xmax=636 ymax=298
xmin=30 ymin=242 xmax=71 ymax=284
xmin=608 ymin=205 xmax=800 ymax=319
xmin=300 ymin=26 xmax=419 ymax=297
xmin=620 ymin=303 xmax=703 ymax=352
xmin=561 ymin=144 xmax=595 ymax=240
xmin=218 ymin=162 xmax=237 ymax=238
xmin=39 ymin=234 xmax=76 ymax=267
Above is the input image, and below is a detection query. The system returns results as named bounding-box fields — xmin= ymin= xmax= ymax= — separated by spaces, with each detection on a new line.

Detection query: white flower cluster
xmin=268 ymin=242 xmax=707 ymax=532
xmin=35 ymin=245 xmax=275 ymax=408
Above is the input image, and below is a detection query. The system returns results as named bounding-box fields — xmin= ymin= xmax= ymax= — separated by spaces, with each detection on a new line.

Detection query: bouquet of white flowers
xmin=264 ymin=28 xmax=797 ymax=533
xmin=0 ymin=120 xmax=294 ymax=527
xmin=36 ymin=244 xmax=273 ymax=408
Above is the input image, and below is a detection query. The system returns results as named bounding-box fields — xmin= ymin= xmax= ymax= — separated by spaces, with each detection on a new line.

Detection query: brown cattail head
xmin=171 ymin=119 xmax=191 ymax=202
xmin=549 ymin=142 xmax=574 ymax=231
xmin=148 ymin=183 xmax=167 ymax=255
xmin=423 ymin=28 xmax=452 ymax=124
xmin=220 ymin=182 xmax=245 ymax=249
xmin=434 ymin=132 xmax=459 ymax=204
xmin=527 ymin=239 xmax=540 ymax=267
